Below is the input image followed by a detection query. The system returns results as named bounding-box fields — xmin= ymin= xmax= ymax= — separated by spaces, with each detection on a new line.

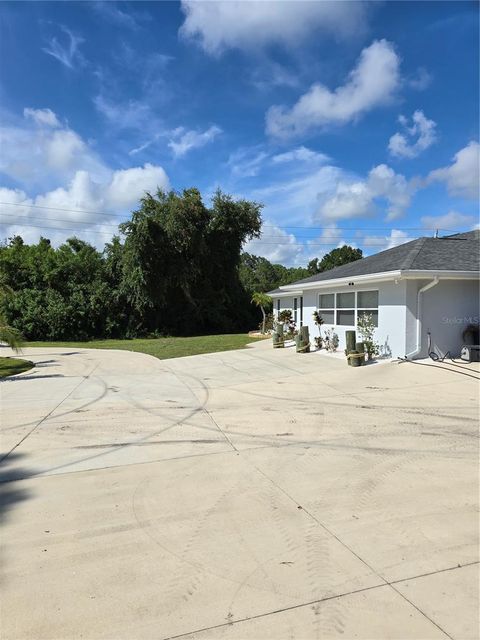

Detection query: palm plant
xmin=251 ymin=292 xmax=272 ymax=334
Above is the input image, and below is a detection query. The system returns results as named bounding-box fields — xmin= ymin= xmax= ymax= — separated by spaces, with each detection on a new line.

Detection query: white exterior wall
xmin=276 ymin=280 xmax=408 ymax=358
xmin=274 ymin=296 xmax=293 ymax=318
xmin=406 ymin=279 xmax=480 ymax=358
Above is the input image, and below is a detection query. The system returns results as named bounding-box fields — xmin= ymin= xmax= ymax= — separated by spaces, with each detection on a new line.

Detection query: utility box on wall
xmin=460 ymin=345 xmax=480 ymax=362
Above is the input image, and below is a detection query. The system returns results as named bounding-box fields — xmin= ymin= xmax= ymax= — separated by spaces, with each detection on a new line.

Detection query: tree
xmin=0 ymin=283 xmax=23 ymax=351
xmin=120 ymin=188 xmax=263 ymax=335
xmin=251 ymin=292 xmax=271 ymax=334
xmin=308 ymin=246 xmax=363 ymax=274
xmin=239 ymin=252 xmax=309 ymax=293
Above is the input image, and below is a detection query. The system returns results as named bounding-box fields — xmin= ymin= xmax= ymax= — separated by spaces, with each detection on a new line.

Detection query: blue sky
xmin=0 ymin=1 xmax=478 ymax=265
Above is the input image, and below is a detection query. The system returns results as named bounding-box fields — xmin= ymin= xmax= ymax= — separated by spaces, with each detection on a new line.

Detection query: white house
xmin=268 ymin=230 xmax=480 ymax=359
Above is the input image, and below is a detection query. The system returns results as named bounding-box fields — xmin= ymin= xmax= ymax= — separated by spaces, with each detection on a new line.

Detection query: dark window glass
xmin=337 ymin=292 xmax=354 ymax=308
xmin=319 ymin=294 xmax=334 ymax=309
xmin=357 ymin=290 xmax=378 ymax=308
xmin=337 ymin=309 xmax=355 ymax=325
xmin=320 ymin=310 xmax=335 ymax=324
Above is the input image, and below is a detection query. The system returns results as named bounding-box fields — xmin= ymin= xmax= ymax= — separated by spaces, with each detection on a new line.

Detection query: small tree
xmin=251 ymin=292 xmax=272 ymax=334
xmin=357 ymin=313 xmax=379 ymax=360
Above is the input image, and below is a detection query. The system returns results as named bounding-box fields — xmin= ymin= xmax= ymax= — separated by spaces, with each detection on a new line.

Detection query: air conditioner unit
xmin=460 ymin=345 xmax=480 ymax=362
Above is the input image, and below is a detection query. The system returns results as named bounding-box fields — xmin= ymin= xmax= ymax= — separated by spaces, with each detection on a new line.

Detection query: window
xmin=317 ymin=290 xmax=379 ymax=327
xmin=293 ymin=297 xmax=298 ymax=324
xmin=300 ymin=296 xmax=303 ymax=326
xmin=357 ymin=290 xmax=379 ymax=327
xmin=318 ymin=294 xmax=334 ymax=324
xmin=336 ymin=292 xmax=355 ymax=326
xmin=276 ymin=299 xmax=280 ymax=314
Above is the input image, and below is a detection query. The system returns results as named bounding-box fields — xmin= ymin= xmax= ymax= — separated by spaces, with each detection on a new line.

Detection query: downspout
xmin=405 ymin=277 xmax=439 ymax=359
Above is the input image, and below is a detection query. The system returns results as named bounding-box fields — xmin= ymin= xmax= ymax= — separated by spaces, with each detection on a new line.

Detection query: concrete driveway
xmin=1 ymin=341 xmax=479 ymax=640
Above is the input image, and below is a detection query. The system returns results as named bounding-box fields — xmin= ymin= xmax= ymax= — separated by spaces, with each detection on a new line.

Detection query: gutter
xmin=405 ymin=277 xmax=439 ymax=360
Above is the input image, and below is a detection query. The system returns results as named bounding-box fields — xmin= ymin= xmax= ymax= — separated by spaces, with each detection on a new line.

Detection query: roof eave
xmin=278 ymin=270 xmax=403 ymax=291
xmin=274 ymin=269 xmax=480 ymax=292
xmin=268 ymin=289 xmax=304 ymax=298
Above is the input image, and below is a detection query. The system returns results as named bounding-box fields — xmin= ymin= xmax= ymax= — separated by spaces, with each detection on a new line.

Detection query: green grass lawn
xmin=24 ymin=333 xmax=268 ymax=360
xmin=0 ymin=356 xmax=34 ymax=378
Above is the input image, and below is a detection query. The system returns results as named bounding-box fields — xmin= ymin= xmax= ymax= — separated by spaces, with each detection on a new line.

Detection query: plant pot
xmin=349 ymin=350 xmax=363 ymax=367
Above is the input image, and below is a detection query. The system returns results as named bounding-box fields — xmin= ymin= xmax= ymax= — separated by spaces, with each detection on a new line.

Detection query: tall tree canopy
xmin=0 ymin=189 xmax=262 ymax=340
xmin=120 ymin=188 xmax=262 ymax=335
xmin=307 ymin=246 xmax=363 ymax=275
xmin=239 ymin=253 xmax=308 ymax=294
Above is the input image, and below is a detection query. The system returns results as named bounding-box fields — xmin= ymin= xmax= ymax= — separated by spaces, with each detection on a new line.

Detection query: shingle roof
xmin=273 ymin=230 xmax=480 ymax=290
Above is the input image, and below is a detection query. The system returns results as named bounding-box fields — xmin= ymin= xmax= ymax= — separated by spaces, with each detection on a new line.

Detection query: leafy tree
xmin=239 ymin=253 xmax=309 ymax=293
xmin=308 ymin=246 xmax=363 ymax=274
xmin=120 ymin=188 xmax=262 ymax=335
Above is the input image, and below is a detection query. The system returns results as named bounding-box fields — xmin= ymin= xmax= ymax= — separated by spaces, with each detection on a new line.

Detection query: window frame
xmin=317 ymin=289 xmax=379 ymax=328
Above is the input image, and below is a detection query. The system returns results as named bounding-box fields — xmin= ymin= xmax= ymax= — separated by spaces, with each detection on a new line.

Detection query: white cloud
xmin=23 ymin=108 xmax=61 ymax=128
xmin=320 ymin=164 xmax=415 ymax=222
xmin=321 ymin=181 xmax=375 ymax=221
xmin=272 ymin=146 xmax=329 ymax=165
xmin=368 ymin=164 xmax=413 ymax=220
xmin=266 ymin=40 xmax=401 ymax=138
xmin=306 ymin=224 xmax=350 ymax=256
xmin=388 ymin=110 xmax=437 ymax=158
xmin=106 ymin=164 xmax=169 ymax=208
xmin=252 ymin=164 xmax=345 ymax=225
xmin=0 ymin=108 xmax=170 ymax=245
xmin=250 ymin=61 xmax=300 ymax=91
xmin=362 ymin=229 xmax=414 ymax=253
xmin=228 ymin=147 xmax=269 ymax=178
xmin=179 ymin=0 xmax=369 ymax=55
xmin=428 ymin=141 xmax=479 ymax=199
xmin=0 ymin=109 xmax=109 ymax=187
xmin=42 ymin=25 xmax=85 ymax=69
xmin=245 ymin=223 xmax=303 ymax=265
xmin=94 ymin=95 xmax=156 ymax=131
xmin=168 ymin=125 xmax=222 ymax=157
xmin=91 ymin=2 xmax=143 ymax=30
xmin=408 ymin=67 xmax=432 ymax=91
xmin=420 ymin=210 xmax=475 ymax=232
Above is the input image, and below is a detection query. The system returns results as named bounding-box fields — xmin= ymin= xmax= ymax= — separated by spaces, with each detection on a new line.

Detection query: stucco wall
xmin=407 ymin=279 xmax=480 ymax=358
xmin=298 ymin=280 xmax=408 ymax=358
xmin=274 ymin=297 xmax=293 ymax=317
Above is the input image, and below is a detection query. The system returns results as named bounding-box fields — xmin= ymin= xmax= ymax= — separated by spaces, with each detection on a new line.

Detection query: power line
xmin=0 ymin=219 xmax=123 ymax=236
xmin=0 ymin=201 xmax=461 ymax=233
xmin=0 ymin=216 xmax=465 ymax=246
xmin=0 ymin=213 xmax=429 ymax=242
xmin=0 ymin=219 xmax=389 ymax=245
